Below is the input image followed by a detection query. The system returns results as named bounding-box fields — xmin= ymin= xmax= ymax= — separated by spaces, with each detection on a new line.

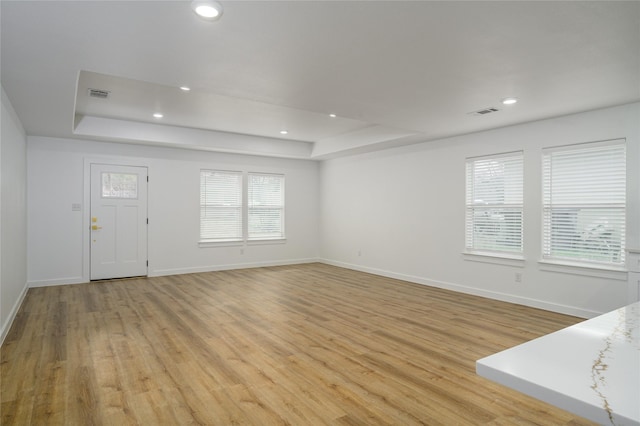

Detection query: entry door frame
xmin=82 ymin=156 xmax=151 ymax=282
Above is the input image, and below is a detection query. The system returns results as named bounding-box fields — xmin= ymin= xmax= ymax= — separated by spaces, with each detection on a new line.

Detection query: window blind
xmin=465 ymin=152 xmax=523 ymax=254
xmin=542 ymin=140 xmax=626 ymax=266
xmin=200 ymin=170 xmax=243 ymax=241
xmin=248 ymin=173 xmax=284 ymax=239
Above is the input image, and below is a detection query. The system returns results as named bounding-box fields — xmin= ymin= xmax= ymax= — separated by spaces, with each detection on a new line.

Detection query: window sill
xmin=538 ymin=259 xmax=627 ymax=281
xmin=462 ymin=251 xmax=525 ymax=267
xmin=198 ymin=240 xmax=244 ymax=248
xmin=199 ymin=238 xmax=287 ymax=248
xmin=247 ymin=238 xmax=286 ymax=246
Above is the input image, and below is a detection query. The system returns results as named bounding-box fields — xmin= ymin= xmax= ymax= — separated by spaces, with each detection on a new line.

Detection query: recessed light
xmin=502 ymin=97 xmax=518 ymax=105
xmin=280 ymin=130 xmax=288 ymax=135
xmin=180 ymin=86 xmax=191 ymax=91
xmin=153 ymin=113 xmax=163 ymax=118
xmin=329 ymin=113 xmax=337 ymax=118
xmin=191 ymin=1 xmax=223 ymax=20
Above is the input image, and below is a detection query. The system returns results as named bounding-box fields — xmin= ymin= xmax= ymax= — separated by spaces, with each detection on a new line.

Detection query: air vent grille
xmin=88 ymin=88 xmax=110 ymax=99
xmin=469 ymin=107 xmax=500 ymax=116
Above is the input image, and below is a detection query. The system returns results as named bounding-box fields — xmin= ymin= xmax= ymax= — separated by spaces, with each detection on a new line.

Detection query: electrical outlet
xmin=515 ymin=272 xmax=522 ymax=283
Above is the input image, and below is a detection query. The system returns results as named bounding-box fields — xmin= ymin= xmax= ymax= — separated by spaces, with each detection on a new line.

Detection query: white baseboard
xmin=150 ymin=258 xmax=321 ymax=277
xmin=320 ymin=258 xmax=601 ymax=319
xmin=1 ymin=282 xmax=29 ymax=346
xmin=24 ymin=260 xmax=320 ymax=287
xmin=21 ymin=258 xmax=601 ymax=323
xmin=28 ymin=276 xmax=86 ymax=288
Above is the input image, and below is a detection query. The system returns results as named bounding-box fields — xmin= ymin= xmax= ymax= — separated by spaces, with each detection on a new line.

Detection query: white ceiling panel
xmin=1 ymin=1 xmax=638 ymax=159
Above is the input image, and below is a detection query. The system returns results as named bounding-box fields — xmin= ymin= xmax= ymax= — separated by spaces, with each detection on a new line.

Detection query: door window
xmin=102 ymin=172 xmax=138 ymax=199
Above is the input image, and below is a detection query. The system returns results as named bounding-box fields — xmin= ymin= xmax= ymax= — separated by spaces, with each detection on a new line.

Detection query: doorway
xmin=90 ymin=164 xmax=148 ymax=280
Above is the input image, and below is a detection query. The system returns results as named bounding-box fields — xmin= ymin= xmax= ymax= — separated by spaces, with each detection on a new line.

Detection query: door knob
xmin=91 ymin=225 xmax=103 ymax=230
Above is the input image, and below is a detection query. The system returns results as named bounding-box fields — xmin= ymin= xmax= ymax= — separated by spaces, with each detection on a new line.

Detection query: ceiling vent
xmin=88 ymin=88 xmax=110 ymax=99
xmin=469 ymin=107 xmax=500 ymax=116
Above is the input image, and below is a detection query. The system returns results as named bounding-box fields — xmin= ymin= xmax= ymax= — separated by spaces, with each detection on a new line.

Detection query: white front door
xmin=90 ymin=164 xmax=148 ymax=280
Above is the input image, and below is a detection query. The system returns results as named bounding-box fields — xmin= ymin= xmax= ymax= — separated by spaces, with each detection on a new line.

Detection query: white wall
xmin=27 ymin=137 xmax=320 ymax=286
xmin=320 ymin=103 xmax=640 ymax=318
xmin=1 ymin=88 xmax=28 ymax=343
xmin=23 ymin=103 xmax=640 ymax=319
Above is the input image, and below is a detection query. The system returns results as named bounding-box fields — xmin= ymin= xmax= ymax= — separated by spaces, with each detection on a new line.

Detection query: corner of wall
xmin=1 ymin=85 xmax=29 ymax=346
xmin=0 ymin=282 xmax=28 ymax=346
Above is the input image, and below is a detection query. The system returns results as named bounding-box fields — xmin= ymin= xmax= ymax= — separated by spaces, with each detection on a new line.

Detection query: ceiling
xmin=2 ymin=1 xmax=639 ymax=160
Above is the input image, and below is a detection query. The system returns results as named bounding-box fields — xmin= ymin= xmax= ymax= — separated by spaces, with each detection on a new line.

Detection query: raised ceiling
xmin=2 ymin=1 xmax=639 ymax=159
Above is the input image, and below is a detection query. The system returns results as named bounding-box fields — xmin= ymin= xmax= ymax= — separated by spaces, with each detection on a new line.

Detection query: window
xmin=200 ymin=170 xmax=243 ymax=241
xmin=542 ymin=140 xmax=626 ymax=267
xmin=465 ymin=152 xmax=524 ymax=256
xmin=102 ymin=172 xmax=138 ymax=199
xmin=200 ymin=170 xmax=285 ymax=243
xmin=248 ymin=173 xmax=285 ymax=240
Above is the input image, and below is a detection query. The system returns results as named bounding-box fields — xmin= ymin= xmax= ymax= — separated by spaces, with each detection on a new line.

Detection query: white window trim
xmin=465 ymin=151 xmax=524 ymax=259
xmin=199 ymin=169 xmax=286 ymax=246
xmin=541 ymin=139 xmax=626 ymax=268
xmin=462 ymin=251 xmax=525 ymax=267
xmin=248 ymin=172 xmax=286 ymax=241
xmin=200 ymin=169 xmax=243 ymax=242
xmin=247 ymin=238 xmax=287 ymax=245
xmin=198 ymin=240 xmax=244 ymax=248
xmin=538 ymin=259 xmax=628 ymax=281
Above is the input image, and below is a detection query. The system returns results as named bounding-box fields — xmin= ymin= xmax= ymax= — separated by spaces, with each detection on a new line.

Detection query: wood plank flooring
xmin=1 ymin=263 xmax=596 ymax=425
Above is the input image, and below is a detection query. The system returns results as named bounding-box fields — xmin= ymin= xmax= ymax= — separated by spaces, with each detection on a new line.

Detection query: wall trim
xmin=1 ymin=282 xmax=29 ymax=346
xmin=320 ymin=258 xmax=602 ymax=319
xmin=28 ymin=276 xmax=87 ymax=288
xmin=83 ymin=156 xmax=154 ymax=284
xmin=151 ymin=258 xmax=320 ymax=277
xmin=25 ymin=259 xmax=320 ymax=288
xmin=19 ymin=257 xmax=605 ymax=331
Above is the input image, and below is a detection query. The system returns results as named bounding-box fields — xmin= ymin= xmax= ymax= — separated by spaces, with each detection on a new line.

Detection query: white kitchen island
xmin=477 ymin=301 xmax=640 ymax=425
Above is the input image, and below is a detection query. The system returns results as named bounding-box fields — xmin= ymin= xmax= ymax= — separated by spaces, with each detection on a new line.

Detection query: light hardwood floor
xmin=2 ymin=263 xmax=596 ymax=425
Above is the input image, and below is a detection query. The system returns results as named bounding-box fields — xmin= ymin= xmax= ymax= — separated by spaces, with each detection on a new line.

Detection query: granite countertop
xmin=477 ymin=301 xmax=640 ymax=425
